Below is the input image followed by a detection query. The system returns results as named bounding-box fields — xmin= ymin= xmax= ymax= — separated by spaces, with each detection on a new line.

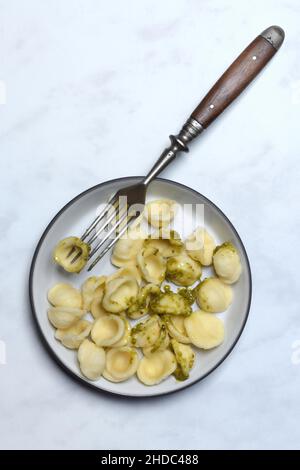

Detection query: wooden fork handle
xmin=191 ymin=25 xmax=285 ymax=128
xmin=143 ymin=26 xmax=284 ymax=186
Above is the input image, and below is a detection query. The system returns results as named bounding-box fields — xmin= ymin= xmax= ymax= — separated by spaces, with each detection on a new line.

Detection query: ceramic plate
xmin=29 ymin=177 xmax=251 ymax=397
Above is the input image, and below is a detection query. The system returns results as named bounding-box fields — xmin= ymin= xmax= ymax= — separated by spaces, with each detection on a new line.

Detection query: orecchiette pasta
xmin=81 ymin=276 xmax=106 ymax=311
xmin=91 ymin=314 xmax=125 ymax=347
xmin=90 ymin=298 xmax=108 ymax=319
xmin=164 ymin=315 xmax=190 ymax=344
xmin=105 ymin=347 xmax=139 ymax=382
xmin=48 ymin=283 xmax=82 ymax=309
xmin=185 ymin=228 xmax=216 ymax=266
xmin=106 ymin=266 xmax=142 ymax=286
xmin=184 ymin=311 xmax=224 ymax=349
xmin=127 ymin=284 xmax=161 ymax=320
xmin=137 ymin=350 xmax=177 ymax=385
xmin=144 ymin=199 xmax=178 ymax=228
xmin=110 ymin=317 xmax=131 ymax=348
xmin=102 ymin=276 xmax=139 ymax=313
xmin=55 ymin=320 xmax=92 ymax=349
xmin=213 ymin=242 xmax=242 ymax=284
xmin=53 ymin=236 xmax=90 ymax=273
xmin=102 ymin=369 xmax=124 ymax=383
xmin=144 ymin=229 xmax=183 ymax=258
xmin=78 ymin=339 xmax=106 ymax=380
xmin=131 ymin=315 xmax=161 ymax=348
xmin=137 ymin=247 xmax=166 ymax=285
xmin=171 ymin=339 xmax=195 ymax=380
xmin=111 ymin=228 xmax=146 ymax=267
xmin=195 ymin=277 xmax=232 ymax=313
xmin=90 ymin=281 xmax=109 ymax=319
xmin=126 ymin=309 xmax=148 ymax=321
xmin=166 ymin=253 xmax=201 ymax=286
xmin=142 ymin=322 xmax=170 ymax=357
xmin=149 ymin=286 xmax=192 ymax=316
xmin=49 ymin=197 xmax=243 ymax=387
xmin=48 ymin=307 xmax=85 ymax=329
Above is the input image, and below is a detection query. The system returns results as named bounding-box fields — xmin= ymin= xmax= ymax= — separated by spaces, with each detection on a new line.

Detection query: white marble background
xmin=1 ymin=0 xmax=300 ymax=450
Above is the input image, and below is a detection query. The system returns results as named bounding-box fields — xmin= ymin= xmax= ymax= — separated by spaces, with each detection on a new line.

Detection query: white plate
xmin=29 ymin=177 xmax=251 ymax=397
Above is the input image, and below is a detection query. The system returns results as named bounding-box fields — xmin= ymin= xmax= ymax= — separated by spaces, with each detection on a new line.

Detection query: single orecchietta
xmin=111 ymin=227 xmax=146 ymax=268
xmin=131 ymin=315 xmax=161 ymax=349
xmin=102 ymin=275 xmax=139 ymax=313
xmin=48 ymin=199 xmax=242 ymax=387
xmin=137 ymin=350 xmax=177 ymax=385
xmin=144 ymin=199 xmax=178 ymax=228
xmin=78 ymin=339 xmax=106 ymax=381
xmin=91 ymin=314 xmax=125 ymax=347
xmin=195 ymin=277 xmax=233 ymax=313
xmin=165 ymin=315 xmax=190 ymax=344
xmin=144 ymin=229 xmax=184 ymax=258
xmin=166 ymin=253 xmax=201 ymax=286
xmin=171 ymin=339 xmax=195 ymax=381
xmin=185 ymin=228 xmax=216 ymax=266
xmin=48 ymin=306 xmax=85 ymax=330
xmin=53 ymin=236 xmax=90 ymax=273
xmin=149 ymin=285 xmax=193 ymax=317
xmin=184 ymin=311 xmax=225 ymax=349
xmin=104 ymin=347 xmax=139 ymax=382
xmin=81 ymin=276 xmax=106 ymax=311
xmin=212 ymin=242 xmax=242 ymax=284
xmin=55 ymin=320 xmax=92 ymax=349
xmin=137 ymin=246 xmax=167 ymax=285
xmin=48 ymin=283 xmax=82 ymax=309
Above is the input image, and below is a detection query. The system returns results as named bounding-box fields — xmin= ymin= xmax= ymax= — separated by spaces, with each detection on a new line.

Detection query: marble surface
xmin=1 ymin=0 xmax=300 ymax=450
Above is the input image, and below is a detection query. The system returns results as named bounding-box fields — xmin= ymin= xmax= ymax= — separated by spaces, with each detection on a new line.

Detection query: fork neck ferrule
xmin=142 ymin=118 xmax=203 ymax=186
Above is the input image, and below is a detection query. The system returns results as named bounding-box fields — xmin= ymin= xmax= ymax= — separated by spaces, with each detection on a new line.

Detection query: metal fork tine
xmin=87 ymin=217 xmax=135 ymax=272
xmin=69 ymin=250 xmax=81 ymax=265
xmin=66 ymin=193 xmax=118 ymax=260
xmin=88 ymin=209 xmax=129 ymax=260
xmin=81 ymin=192 xmax=118 ymax=241
xmin=70 ymin=199 xmax=125 ymax=266
xmin=71 ymin=205 xmax=122 ymax=264
xmin=66 ymin=246 xmax=76 ymax=260
xmin=71 ymin=206 xmax=128 ymax=264
xmin=86 ymin=198 xmax=121 ymax=246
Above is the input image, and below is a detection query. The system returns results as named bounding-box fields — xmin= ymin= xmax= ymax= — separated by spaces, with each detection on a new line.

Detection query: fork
xmin=70 ymin=26 xmax=284 ymax=271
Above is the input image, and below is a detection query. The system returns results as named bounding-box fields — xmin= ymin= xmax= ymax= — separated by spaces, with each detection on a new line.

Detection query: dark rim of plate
xmin=29 ymin=176 xmax=252 ymax=398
